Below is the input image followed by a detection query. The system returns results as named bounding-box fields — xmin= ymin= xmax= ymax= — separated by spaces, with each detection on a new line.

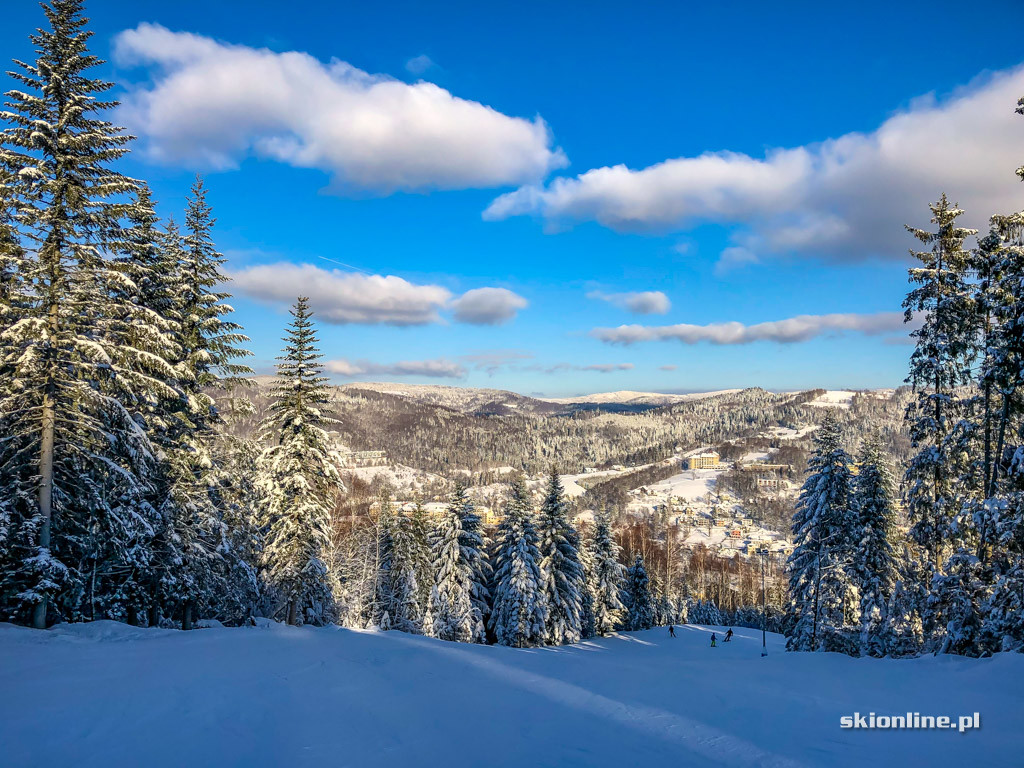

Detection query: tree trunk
xmin=182 ymin=600 xmax=193 ymax=631
xmin=148 ymin=602 xmax=160 ymax=628
xmin=127 ymin=604 xmax=138 ymax=627
xmin=32 ymin=296 xmax=59 ymax=631
xmin=32 ymin=379 xmax=56 ymax=630
xmin=287 ymin=599 xmax=298 ymax=626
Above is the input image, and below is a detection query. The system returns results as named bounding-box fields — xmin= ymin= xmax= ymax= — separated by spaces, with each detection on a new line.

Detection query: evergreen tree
xmin=372 ymin=489 xmax=397 ymax=628
xmin=371 ymin=491 xmax=421 ymax=633
xmin=427 ymin=509 xmax=472 ymax=642
xmin=625 ymin=554 xmax=654 ymax=631
xmin=489 ymin=477 xmax=547 ymax=647
xmin=902 ymin=196 xmax=977 ymax=647
xmin=257 ymin=298 xmax=340 ymax=625
xmin=786 ymin=413 xmax=858 ymax=653
xmin=0 ymin=0 xmax=174 ymax=626
xmin=978 ymin=210 xmax=1024 ymax=653
xmin=536 ymin=469 xmax=585 ymax=645
xmin=448 ymin=481 xmax=491 ymax=643
xmin=590 ymin=510 xmax=626 ymax=636
xmin=577 ymin=525 xmax=597 ymax=639
xmin=881 ymin=548 xmax=927 ymax=657
xmin=851 ymin=434 xmax=900 ymax=657
xmin=408 ymin=502 xmax=434 ymax=620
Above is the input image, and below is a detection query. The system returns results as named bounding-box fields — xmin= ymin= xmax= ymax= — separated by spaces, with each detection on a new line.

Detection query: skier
xmin=725 ymin=628 xmax=733 ymax=642
xmin=710 ymin=632 xmax=717 ymax=647
xmin=668 ymin=625 xmax=676 ymax=638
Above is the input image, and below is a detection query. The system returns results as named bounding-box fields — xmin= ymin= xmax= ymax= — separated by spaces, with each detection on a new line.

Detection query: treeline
xmin=332 ymin=473 xmax=657 ymax=645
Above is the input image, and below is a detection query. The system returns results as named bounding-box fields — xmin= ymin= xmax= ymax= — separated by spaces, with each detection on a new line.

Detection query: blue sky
xmin=6 ymin=0 xmax=1024 ymax=396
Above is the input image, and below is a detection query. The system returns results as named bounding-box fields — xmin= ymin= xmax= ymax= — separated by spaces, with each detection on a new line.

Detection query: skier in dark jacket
xmin=710 ymin=632 xmax=717 ymax=647
xmin=725 ymin=628 xmax=734 ymax=642
xmin=668 ymin=625 xmax=676 ymax=638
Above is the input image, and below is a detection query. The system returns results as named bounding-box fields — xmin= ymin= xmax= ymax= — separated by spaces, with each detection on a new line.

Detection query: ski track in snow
xmin=380 ymin=630 xmax=805 ymax=768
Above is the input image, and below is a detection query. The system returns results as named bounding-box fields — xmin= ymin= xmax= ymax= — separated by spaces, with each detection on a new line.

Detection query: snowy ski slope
xmin=0 ymin=620 xmax=1018 ymax=767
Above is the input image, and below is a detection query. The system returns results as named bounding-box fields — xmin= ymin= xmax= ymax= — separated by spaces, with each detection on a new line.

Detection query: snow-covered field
xmin=2 ymin=621 xmax=1018 ymax=768
xmin=805 ymin=390 xmax=857 ymax=408
xmin=643 ymin=467 xmax=720 ymax=501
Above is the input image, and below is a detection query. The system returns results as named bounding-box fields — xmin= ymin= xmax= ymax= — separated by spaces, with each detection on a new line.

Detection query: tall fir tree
xmin=902 ymin=196 xmax=978 ymax=648
xmin=851 ymin=434 xmax=900 ymax=657
xmin=625 ymin=554 xmax=654 ymax=631
xmin=448 ymin=481 xmax=491 ymax=643
xmin=0 ymin=0 xmax=175 ymax=626
xmin=786 ymin=413 xmax=858 ymax=653
xmin=979 ymin=209 xmax=1024 ymax=652
xmin=489 ymin=477 xmax=547 ymax=647
xmin=536 ymin=469 xmax=585 ymax=645
xmin=257 ymin=298 xmax=340 ymax=625
xmin=427 ymin=509 xmax=472 ymax=642
xmin=408 ymin=501 xmax=434 ymax=621
xmin=577 ymin=524 xmax=597 ymax=639
xmin=371 ymin=490 xmax=422 ymax=633
xmin=589 ymin=510 xmax=626 ymax=636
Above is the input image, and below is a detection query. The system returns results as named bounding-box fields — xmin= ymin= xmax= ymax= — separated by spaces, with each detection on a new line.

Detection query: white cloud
xmin=485 ymin=65 xmax=1024 ymax=260
xmin=230 ymin=262 xmax=527 ymax=326
xmin=714 ymin=246 xmax=759 ymax=275
xmin=450 ymin=287 xmax=528 ymax=325
xmin=587 ymin=290 xmax=671 ymax=315
xmin=405 ymin=54 xmax=435 ymax=75
xmin=460 ymin=350 xmax=534 ymax=375
xmin=527 ymin=362 xmax=634 ymax=374
xmin=231 ymin=263 xmax=451 ymax=325
xmin=591 ymin=312 xmax=906 ymax=345
xmin=326 ymin=357 xmax=466 ymax=379
xmin=113 ymin=24 xmax=566 ymax=193
xmin=659 ymin=364 xmax=678 ymax=371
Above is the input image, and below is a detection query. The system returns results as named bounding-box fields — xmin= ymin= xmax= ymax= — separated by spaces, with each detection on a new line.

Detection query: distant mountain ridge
xmin=337 ymin=382 xmax=748 ymax=415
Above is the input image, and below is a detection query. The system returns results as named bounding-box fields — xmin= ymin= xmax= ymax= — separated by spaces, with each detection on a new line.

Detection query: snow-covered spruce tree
xmin=448 ymin=481 xmax=491 ymax=643
xmin=257 ymin=298 xmax=340 ymax=625
xmin=389 ymin=513 xmax=424 ymax=634
xmin=625 ymin=554 xmax=654 ymax=631
xmin=536 ymin=469 xmax=585 ymax=645
xmin=489 ymin=477 xmax=547 ymax=647
xmin=427 ymin=509 xmax=472 ymax=642
xmin=881 ymin=546 xmax=927 ymax=657
xmin=371 ymin=489 xmax=397 ymax=629
xmin=0 ymin=0 xmax=178 ymax=627
xmin=577 ymin=524 xmax=597 ymax=639
xmin=786 ymin=412 xmax=858 ymax=653
xmin=979 ymin=209 xmax=1024 ymax=653
xmin=155 ymin=178 xmax=254 ymax=628
xmin=408 ymin=502 xmax=434 ymax=620
xmin=589 ymin=510 xmax=626 ymax=636
xmin=208 ymin=402 xmax=263 ymax=625
xmin=851 ymin=434 xmax=900 ymax=657
xmin=902 ymin=196 xmax=978 ymax=647
xmin=371 ymin=490 xmax=421 ymax=633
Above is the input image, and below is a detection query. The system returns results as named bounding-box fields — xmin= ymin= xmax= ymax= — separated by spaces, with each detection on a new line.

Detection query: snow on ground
xmin=643 ymin=468 xmax=720 ymax=501
xmin=560 ymin=460 xmax=663 ymax=498
xmin=806 ymin=390 xmax=857 ymax=408
xmin=761 ymin=425 xmax=817 ymax=440
xmin=343 ymin=462 xmax=445 ymax=491
xmin=1 ymin=621 xmax=1019 ymax=768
